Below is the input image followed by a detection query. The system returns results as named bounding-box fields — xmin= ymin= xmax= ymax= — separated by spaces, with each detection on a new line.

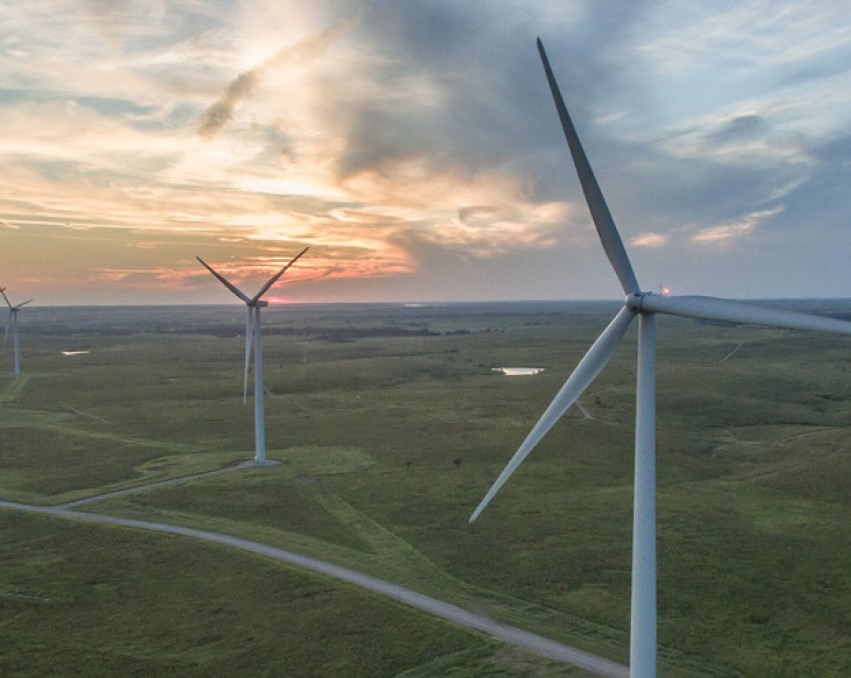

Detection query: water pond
xmin=492 ymin=367 xmax=545 ymax=376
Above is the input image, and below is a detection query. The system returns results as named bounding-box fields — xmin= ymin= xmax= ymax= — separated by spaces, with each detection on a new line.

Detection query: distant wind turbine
xmin=2 ymin=287 xmax=33 ymax=376
xmin=197 ymin=248 xmax=309 ymax=464
xmin=469 ymin=39 xmax=851 ymax=678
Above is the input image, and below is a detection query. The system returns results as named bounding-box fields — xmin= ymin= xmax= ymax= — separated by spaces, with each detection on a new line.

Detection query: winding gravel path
xmin=0 ymin=495 xmax=628 ymax=678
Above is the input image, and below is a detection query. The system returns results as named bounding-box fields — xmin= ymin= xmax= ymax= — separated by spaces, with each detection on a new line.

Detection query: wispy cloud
xmin=691 ymin=206 xmax=783 ymax=245
xmin=631 ymin=232 xmax=668 ymax=248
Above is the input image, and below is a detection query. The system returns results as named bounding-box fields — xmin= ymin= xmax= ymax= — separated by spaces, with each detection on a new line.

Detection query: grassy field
xmin=1 ymin=511 xmax=580 ymax=677
xmin=1 ymin=301 xmax=850 ymax=675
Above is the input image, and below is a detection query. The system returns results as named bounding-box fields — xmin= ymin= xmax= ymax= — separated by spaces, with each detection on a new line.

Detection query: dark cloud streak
xmin=197 ymin=14 xmax=359 ymax=138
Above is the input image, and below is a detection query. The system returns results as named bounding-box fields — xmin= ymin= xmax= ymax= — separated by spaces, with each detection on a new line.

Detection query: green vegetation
xmin=1 ymin=511 xmax=579 ymax=677
xmin=1 ymin=301 xmax=850 ymax=675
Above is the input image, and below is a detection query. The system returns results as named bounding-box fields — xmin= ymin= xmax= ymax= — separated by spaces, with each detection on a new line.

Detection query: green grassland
xmin=1 ymin=511 xmax=578 ymax=677
xmin=2 ymin=300 xmax=851 ymax=676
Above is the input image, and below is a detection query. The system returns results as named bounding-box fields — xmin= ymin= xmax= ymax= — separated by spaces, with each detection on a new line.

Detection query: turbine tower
xmin=2 ymin=288 xmax=33 ymax=376
xmin=470 ymin=39 xmax=851 ymax=678
xmin=197 ymin=248 xmax=308 ymax=464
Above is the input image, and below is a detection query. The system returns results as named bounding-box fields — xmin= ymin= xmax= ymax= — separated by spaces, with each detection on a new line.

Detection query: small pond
xmin=492 ymin=367 xmax=545 ymax=376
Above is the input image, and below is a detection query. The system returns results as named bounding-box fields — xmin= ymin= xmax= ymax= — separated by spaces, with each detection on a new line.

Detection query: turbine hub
xmin=625 ymin=292 xmax=646 ymax=312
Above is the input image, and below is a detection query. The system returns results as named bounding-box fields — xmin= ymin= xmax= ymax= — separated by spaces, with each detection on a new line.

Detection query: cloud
xmin=81 ymin=0 xmax=135 ymax=50
xmin=0 ymin=220 xmax=20 ymax=230
xmin=196 ymin=15 xmax=358 ymax=137
xmin=126 ymin=240 xmax=165 ymax=249
xmin=710 ymin=114 xmax=764 ymax=142
xmin=2 ymin=1 xmax=851 ymax=303
xmin=761 ymin=133 xmax=851 ymax=238
xmin=691 ymin=206 xmax=783 ymax=245
xmin=631 ymin=232 xmax=668 ymax=248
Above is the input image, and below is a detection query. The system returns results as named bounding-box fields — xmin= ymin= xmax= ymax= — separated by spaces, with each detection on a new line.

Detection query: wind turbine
xmin=469 ymin=39 xmax=851 ymax=678
xmin=2 ymin=288 xmax=32 ymax=376
xmin=196 ymin=248 xmax=308 ymax=464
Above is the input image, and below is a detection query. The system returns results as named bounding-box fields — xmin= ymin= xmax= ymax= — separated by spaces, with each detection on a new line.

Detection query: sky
xmin=1 ymin=0 xmax=850 ymax=305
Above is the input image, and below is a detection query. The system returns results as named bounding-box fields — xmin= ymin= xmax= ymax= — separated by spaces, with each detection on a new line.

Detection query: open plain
xmin=2 ymin=300 xmax=850 ymax=676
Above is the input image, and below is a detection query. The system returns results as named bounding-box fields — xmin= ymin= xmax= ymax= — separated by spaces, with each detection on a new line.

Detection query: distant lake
xmin=492 ymin=367 xmax=545 ymax=376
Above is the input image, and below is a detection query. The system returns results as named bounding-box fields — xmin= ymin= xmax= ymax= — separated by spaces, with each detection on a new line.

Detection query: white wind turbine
xmin=470 ymin=39 xmax=851 ymax=678
xmin=2 ymin=287 xmax=33 ymax=377
xmin=197 ymin=248 xmax=309 ymax=464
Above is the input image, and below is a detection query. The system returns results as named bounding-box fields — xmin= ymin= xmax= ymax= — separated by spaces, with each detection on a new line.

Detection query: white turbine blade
xmin=16 ymin=300 xmax=33 ymax=309
xmin=243 ymin=308 xmax=254 ymax=404
xmin=250 ymin=246 xmax=309 ymax=305
xmin=196 ymin=257 xmax=251 ymax=303
xmin=2 ymin=312 xmax=9 ymax=350
xmin=641 ymin=294 xmax=851 ymax=336
xmin=470 ymin=306 xmax=635 ymax=523
xmin=537 ymin=38 xmax=640 ymax=295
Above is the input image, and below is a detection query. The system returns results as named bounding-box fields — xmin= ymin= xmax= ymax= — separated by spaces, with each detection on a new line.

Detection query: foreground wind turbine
xmin=2 ymin=287 xmax=33 ymax=376
xmin=470 ymin=39 xmax=851 ymax=678
xmin=197 ymin=248 xmax=308 ymax=464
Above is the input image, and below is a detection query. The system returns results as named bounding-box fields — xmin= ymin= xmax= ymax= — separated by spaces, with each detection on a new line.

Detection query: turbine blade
xmin=470 ymin=306 xmax=635 ymax=523
xmin=196 ymin=257 xmax=251 ymax=303
xmin=243 ymin=308 xmax=254 ymax=404
xmin=537 ymin=39 xmax=640 ymax=295
xmin=2 ymin=313 xmax=9 ymax=350
xmin=15 ymin=300 xmax=33 ymax=310
xmin=0 ymin=289 xmax=11 ymax=308
xmin=250 ymin=247 xmax=309 ymax=304
xmin=640 ymin=295 xmax=851 ymax=336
